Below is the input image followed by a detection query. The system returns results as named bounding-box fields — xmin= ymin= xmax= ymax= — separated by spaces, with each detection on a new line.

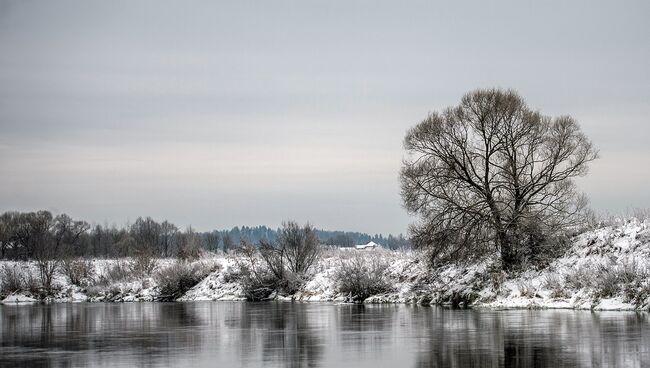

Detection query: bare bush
xmin=630 ymin=208 xmax=650 ymax=222
xmin=543 ymin=274 xmax=569 ymax=299
xmin=97 ymin=255 xmax=159 ymax=285
xmin=95 ymin=260 xmax=134 ymax=286
xmin=564 ymin=261 xmax=649 ymax=302
xmin=61 ymin=258 xmax=95 ymax=286
xmin=36 ymin=259 xmax=59 ymax=293
xmin=333 ymin=253 xmax=393 ymax=302
xmin=625 ymin=278 xmax=650 ymax=307
xmin=238 ymin=267 xmax=279 ymax=301
xmin=0 ymin=264 xmax=41 ymax=296
xmin=1 ymin=264 xmax=24 ymax=294
xmin=258 ymin=221 xmax=322 ymax=295
xmin=176 ymin=244 xmax=202 ymax=261
xmin=85 ymin=285 xmax=103 ymax=298
xmin=279 ymin=222 xmax=321 ymax=275
xmin=592 ymin=265 xmax=621 ymax=298
xmin=564 ymin=264 xmax=594 ymax=290
xmin=232 ymin=243 xmax=277 ymax=300
xmin=616 ymin=262 xmax=649 ymax=304
xmin=221 ymin=266 xmax=241 ymax=284
xmin=24 ymin=270 xmax=40 ymax=294
xmin=130 ymin=251 xmax=158 ymax=276
xmin=516 ymin=280 xmax=539 ymax=298
xmin=155 ymin=260 xmax=219 ymax=301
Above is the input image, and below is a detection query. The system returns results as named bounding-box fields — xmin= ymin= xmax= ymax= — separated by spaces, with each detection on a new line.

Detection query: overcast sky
xmin=1 ymin=0 xmax=649 ymax=234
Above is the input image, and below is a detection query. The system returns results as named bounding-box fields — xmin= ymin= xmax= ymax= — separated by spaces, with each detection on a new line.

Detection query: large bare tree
xmin=401 ymin=89 xmax=598 ymax=269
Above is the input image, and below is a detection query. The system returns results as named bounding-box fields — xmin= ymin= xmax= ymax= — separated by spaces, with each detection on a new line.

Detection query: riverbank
xmin=2 ymin=220 xmax=649 ymax=311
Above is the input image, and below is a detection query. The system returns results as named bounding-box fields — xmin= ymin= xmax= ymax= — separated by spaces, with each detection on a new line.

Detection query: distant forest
xmin=233 ymin=226 xmax=411 ymax=249
xmin=0 ymin=210 xmax=411 ymax=260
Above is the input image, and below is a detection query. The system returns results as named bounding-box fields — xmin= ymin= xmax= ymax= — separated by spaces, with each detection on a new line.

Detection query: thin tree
xmin=130 ymin=217 xmax=161 ymax=255
xmin=222 ymin=233 xmax=235 ymax=253
xmin=160 ymin=220 xmax=179 ymax=257
xmin=0 ymin=211 xmax=19 ymax=259
xmin=401 ymin=89 xmax=598 ymax=270
xmin=29 ymin=213 xmax=89 ymax=292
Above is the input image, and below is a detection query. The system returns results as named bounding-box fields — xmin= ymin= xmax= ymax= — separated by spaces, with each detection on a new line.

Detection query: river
xmin=1 ymin=302 xmax=648 ymax=367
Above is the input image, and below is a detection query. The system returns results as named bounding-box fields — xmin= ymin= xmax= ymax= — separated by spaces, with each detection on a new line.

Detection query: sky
xmin=0 ymin=0 xmax=649 ymax=235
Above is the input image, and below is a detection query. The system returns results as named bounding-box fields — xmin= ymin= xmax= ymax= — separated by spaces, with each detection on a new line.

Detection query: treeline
xmin=223 ymin=226 xmax=410 ymax=250
xmin=316 ymin=230 xmax=410 ymax=250
xmin=0 ymin=210 xmax=410 ymax=260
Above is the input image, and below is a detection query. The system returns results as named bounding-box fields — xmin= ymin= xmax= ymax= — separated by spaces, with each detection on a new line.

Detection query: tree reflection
xmin=335 ymin=304 xmax=396 ymax=354
xmin=413 ymin=308 xmax=503 ymax=368
xmin=1 ymin=303 xmax=649 ymax=368
xmin=233 ymin=302 xmax=324 ymax=368
xmin=0 ymin=302 xmax=208 ymax=367
xmin=412 ymin=309 xmax=650 ymax=368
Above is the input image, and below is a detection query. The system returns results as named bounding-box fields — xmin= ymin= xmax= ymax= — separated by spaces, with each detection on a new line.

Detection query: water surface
xmin=1 ymin=302 xmax=648 ymax=367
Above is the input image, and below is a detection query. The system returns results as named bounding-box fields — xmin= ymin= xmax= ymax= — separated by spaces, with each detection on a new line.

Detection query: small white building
xmin=355 ymin=241 xmax=380 ymax=250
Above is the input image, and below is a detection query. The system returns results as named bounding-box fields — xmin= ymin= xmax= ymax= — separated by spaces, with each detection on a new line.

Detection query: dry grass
xmin=61 ymin=258 xmax=95 ymax=286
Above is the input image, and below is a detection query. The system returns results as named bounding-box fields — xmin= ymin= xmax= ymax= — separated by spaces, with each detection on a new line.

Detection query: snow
xmin=2 ymin=293 xmax=37 ymax=303
xmin=179 ymin=257 xmax=244 ymax=301
xmin=2 ymin=219 xmax=649 ymax=311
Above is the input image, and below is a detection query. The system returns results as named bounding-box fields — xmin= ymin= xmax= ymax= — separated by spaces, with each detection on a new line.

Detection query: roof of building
xmin=355 ymin=241 xmax=379 ymax=249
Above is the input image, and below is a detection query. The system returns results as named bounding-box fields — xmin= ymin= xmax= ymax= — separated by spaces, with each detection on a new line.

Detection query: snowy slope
xmin=2 ymin=220 xmax=649 ymax=311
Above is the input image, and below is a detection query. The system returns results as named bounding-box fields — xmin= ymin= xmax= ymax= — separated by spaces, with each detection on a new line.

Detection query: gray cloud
xmin=1 ymin=0 xmax=649 ymax=234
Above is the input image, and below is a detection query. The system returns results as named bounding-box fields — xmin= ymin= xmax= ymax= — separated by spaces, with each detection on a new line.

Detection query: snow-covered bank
xmin=184 ymin=220 xmax=650 ymax=311
xmin=0 ymin=257 xmax=224 ymax=304
xmin=476 ymin=219 xmax=650 ymax=311
xmin=2 ymin=220 xmax=649 ymax=311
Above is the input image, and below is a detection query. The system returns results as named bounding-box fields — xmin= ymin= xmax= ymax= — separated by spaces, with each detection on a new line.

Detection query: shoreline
xmin=2 ymin=221 xmax=649 ymax=312
xmin=1 ymin=295 xmax=647 ymax=313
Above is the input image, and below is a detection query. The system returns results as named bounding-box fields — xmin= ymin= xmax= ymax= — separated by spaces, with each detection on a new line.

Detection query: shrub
xmin=586 ymin=261 xmax=649 ymax=300
xmin=85 ymin=285 xmax=104 ymax=298
xmin=616 ymin=261 xmax=644 ymax=285
xmin=154 ymin=260 xmax=219 ymax=301
xmin=176 ymin=244 xmax=202 ymax=261
xmin=221 ymin=265 xmax=243 ymax=284
xmin=488 ymin=269 xmax=507 ymax=291
xmin=333 ymin=253 xmax=393 ymax=302
xmin=516 ymin=280 xmax=539 ymax=298
xmin=1 ymin=264 xmax=24 ymax=295
xmin=618 ymin=262 xmax=650 ymax=305
xmin=61 ymin=258 xmax=95 ymax=286
xmin=564 ymin=264 xmax=594 ymax=290
xmin=95 ymin=260 xmax=134 ymax=286
xmin=227 ymin=223 xmax=325 ymax=299
xmin=130 ymin=252 xmax=158 ymax=276
xmin=35 ymin=259 xmax=60 ymax=294
xmin=232 ymin=244 xmax=278 ymax=300
xmin=275 ymin=221 xmax=321 ymax=276
xmin=24 ymin=270 xmax=41 ymax=294
xmin=592 ymin=265 xmax=621 ymax=298
xmin=543 ymin=274 xmax=569 ymax=299
xmin=258 ymin=221 xmax=322 ymax=295
xmin=0 ymin=264 xmax=42 ymax=296
xmin=237 ymin=265 xmax=279 ymax=301
xmin=631 ymin=208 xmax=650 ymax=223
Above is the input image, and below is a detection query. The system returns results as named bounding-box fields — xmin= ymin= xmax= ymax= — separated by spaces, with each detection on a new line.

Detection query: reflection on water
xmin=1 ymin=302 xmax=648 ymax=368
